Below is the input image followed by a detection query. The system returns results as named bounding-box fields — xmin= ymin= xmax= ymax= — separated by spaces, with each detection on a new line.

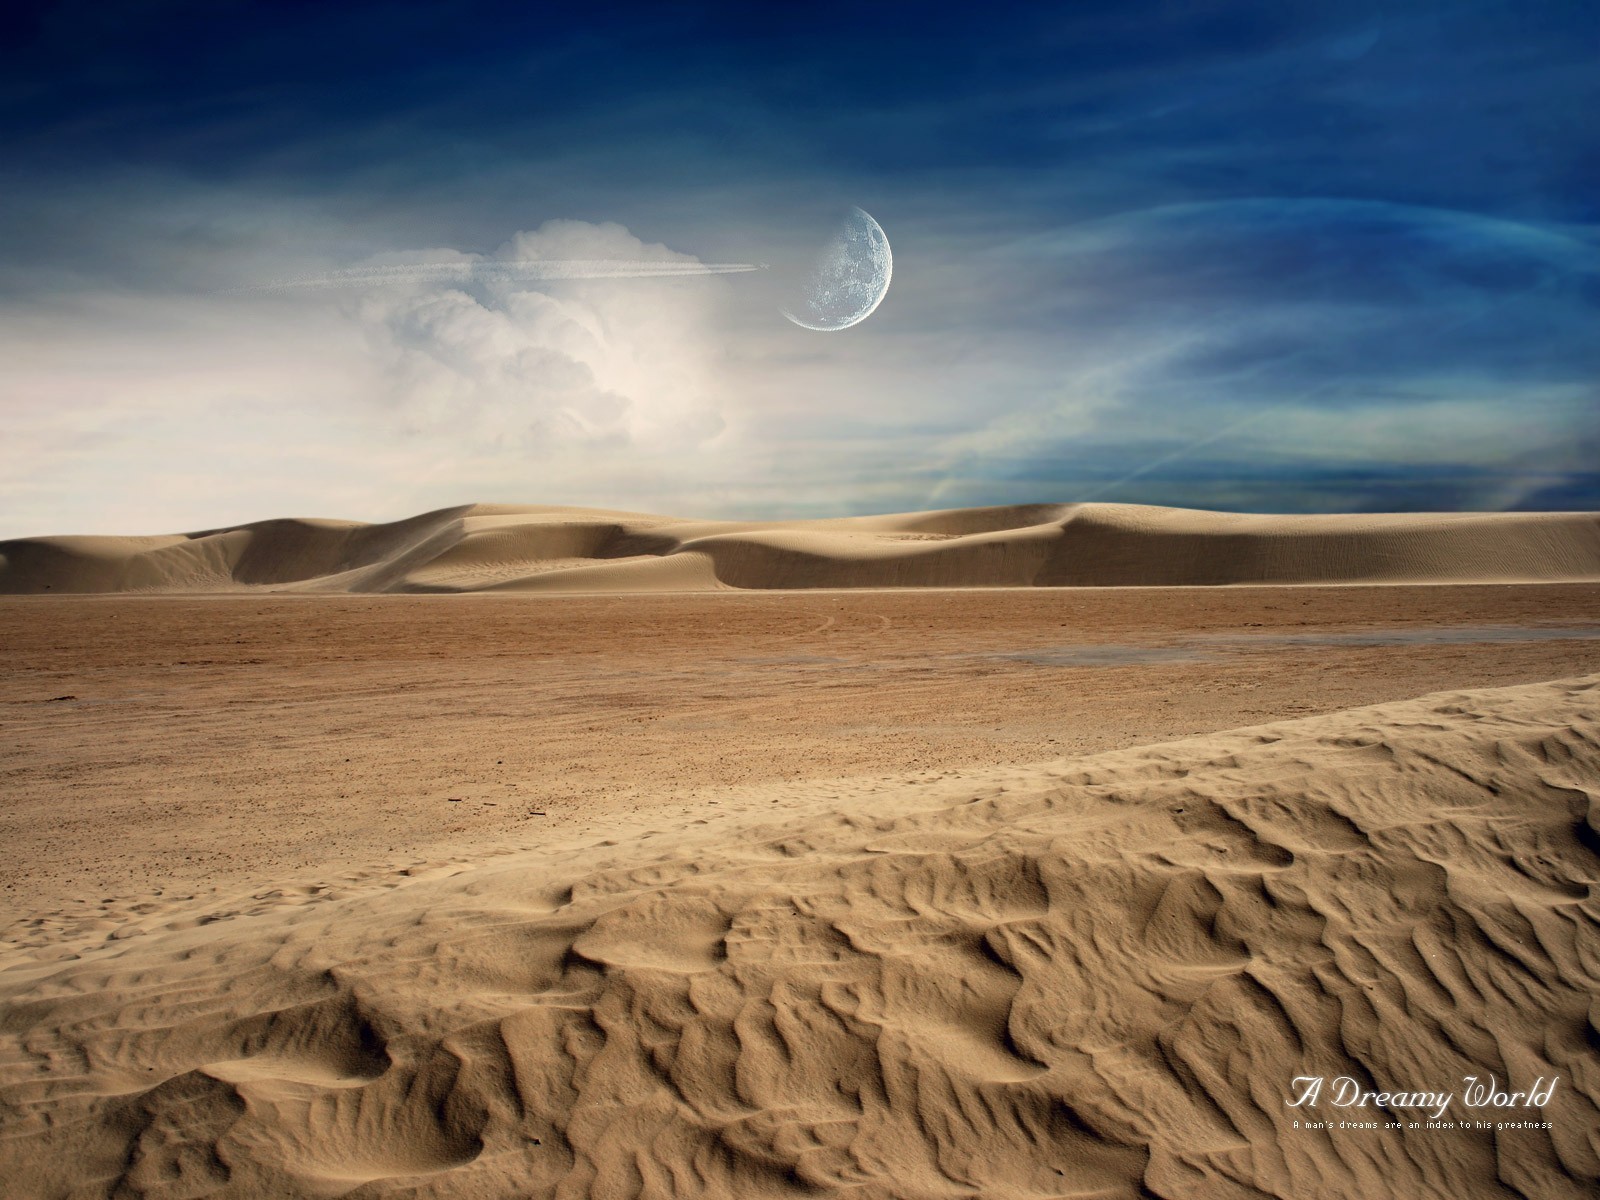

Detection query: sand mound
xmin=3 ymin=675 xmax=1597 ymax=1197
xmin=2 ymin=503 xmax=1597 ymax=593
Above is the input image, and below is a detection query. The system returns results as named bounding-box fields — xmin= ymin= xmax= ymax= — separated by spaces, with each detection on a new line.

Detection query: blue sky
xmin=1 ymin=0 xmax=1596 ymax=535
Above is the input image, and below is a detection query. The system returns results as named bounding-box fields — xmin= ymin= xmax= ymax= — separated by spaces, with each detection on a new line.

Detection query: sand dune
xmin=2 ymin=675 xmax=1596 ymax=1197
xmin=3 ymin=502 xmax=1598 ymax=593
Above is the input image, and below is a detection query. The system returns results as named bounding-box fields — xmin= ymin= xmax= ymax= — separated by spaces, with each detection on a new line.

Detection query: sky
xmin=1 ymin=0 xmax=1596 ymax=536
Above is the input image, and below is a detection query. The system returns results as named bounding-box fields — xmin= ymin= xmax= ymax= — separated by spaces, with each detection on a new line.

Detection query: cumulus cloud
xmin=348 ymin=219 xmax=731 ymax=453
xmin=0 ymin=217 xmax=755 ymax=537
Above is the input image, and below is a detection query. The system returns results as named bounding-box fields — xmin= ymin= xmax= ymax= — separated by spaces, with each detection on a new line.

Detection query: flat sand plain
xmin=3 ymin=584 xmax=1599 ymax=1199
xmin=4 ymin=585 xmax=1596 ymax=944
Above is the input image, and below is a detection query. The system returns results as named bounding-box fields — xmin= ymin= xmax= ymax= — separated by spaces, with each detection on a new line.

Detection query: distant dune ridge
xmin=3 ymin=502 xmax=1599 ymax=593
xmin=2 ymin=674 xmax=1597 ymax=1197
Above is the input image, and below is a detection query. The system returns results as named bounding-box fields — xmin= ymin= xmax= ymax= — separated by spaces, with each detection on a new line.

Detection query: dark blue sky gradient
xmin=5 ymin=2 xmax=1593 ymax=215
xmin=1 ymin=0 xmax=1596 ymax=525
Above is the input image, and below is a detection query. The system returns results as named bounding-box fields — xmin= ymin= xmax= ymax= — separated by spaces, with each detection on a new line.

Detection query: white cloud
xmin=0 ymin=220 xmax=752 ymax=537
xmin=351 ymin=219 xmax=731 ymax=451
xmin=4 ymin=188 xmax=1595 ymax=539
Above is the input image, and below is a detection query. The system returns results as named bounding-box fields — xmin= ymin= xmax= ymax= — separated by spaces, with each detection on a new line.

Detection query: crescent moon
xmin=781 ymin=207 xmax=893 ymax=331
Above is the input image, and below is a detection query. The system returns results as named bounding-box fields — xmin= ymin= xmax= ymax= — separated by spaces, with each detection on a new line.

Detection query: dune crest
xmin=3 ymin=502 xmax=1598 ymax=593
xmin=2 ymin=675 xmax=1597 ymax=1197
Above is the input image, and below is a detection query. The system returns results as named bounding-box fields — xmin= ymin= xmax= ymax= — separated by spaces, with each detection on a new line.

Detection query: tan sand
xmin=4 ymin=586 xmax=1597 ymax=924
xmin=3 ymin=501 xmax=1598 ymax=593
xmin=2 ymin=669 xmax=1597 ymax=1198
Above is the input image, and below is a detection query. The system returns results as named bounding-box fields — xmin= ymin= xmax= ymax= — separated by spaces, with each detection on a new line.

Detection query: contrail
xmin=230 ymin=259 xmax=763 ymax=293
xmin=1075 ymin=404 xmax=1287 ymax=502
xmin=1075 ymin=380 xmax=1344 ymax=502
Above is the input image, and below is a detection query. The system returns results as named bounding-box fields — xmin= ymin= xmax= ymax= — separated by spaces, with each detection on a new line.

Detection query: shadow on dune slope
xmin=1 ymin=675 xmax=1597 ymax=1197
xmin=2 ymin=503 xmax=1597 ymax=593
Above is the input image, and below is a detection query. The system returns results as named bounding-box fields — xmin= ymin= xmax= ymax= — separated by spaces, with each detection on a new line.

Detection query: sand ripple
xmin=2 ymin=676 xmax=1598 ymax=1197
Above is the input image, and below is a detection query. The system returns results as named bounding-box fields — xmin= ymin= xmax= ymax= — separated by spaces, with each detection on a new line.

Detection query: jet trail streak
xmin=234 ymin=260 xmax=761 ymax=292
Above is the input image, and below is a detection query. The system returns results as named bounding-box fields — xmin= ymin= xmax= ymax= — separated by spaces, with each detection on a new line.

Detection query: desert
xmin=9 ymin=2 xmax=1598 ymax=1195
xmin=4 ymin=502 xmax=1598 ymax=595
xmin=2 ymin=502 xmax=1599 ymax=1198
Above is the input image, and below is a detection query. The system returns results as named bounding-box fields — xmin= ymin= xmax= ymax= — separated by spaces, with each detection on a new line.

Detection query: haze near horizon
xmin=1 ymin=1 xmax=1596 ymax=539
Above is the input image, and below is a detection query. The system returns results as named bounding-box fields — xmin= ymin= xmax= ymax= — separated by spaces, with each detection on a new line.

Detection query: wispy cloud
xmin=913 ymin=198 xmax=1600 ymax=511
xmin=2 ymin=2 xmax=1597 ymax=532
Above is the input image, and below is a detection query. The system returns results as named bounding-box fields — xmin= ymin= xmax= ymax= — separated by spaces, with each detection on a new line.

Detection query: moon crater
xmin=782 ymin=207 xmax=893 ymax=332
